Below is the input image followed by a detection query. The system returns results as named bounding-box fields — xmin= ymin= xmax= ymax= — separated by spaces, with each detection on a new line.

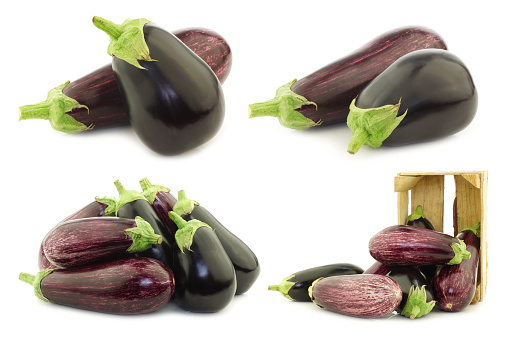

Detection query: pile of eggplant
xmin=269 ymin=206 xmax=481 ymax=319
xmin=20 ymin=178 xmax=260 ymax=315
xmin=19 ymin=17 xmax=231 ymax=155
xmin=248 ymin=26 xmax=477 ymax=154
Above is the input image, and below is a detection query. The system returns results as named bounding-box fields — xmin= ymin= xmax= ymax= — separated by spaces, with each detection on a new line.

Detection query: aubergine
xmin=168 ymin=211 xmax=236 ymax=313
xmin=114 ymin=180 xmax=175 ymax=269
xmin=433 ymin=222 xmax=481 ymax=312
xmin=268 ymin=263 xmax=363 ymax=301
xmin=19 ymin=27 xmax=231 ymax=134
xmin=139 ymin=178 xmax=178 ymax=236
xmin=369 ymin=225 xmax=471 ymax=266
xmin=406 ymin=205 xmax=435 ymax=230
xmin=248 ymin=26 xmax=446 ymax=130
xmin=309 ymin=274 xmax=402 ymax=318
xmin=94 ymin=17 xmax=225 ymax=155
xmin=171 ymin=190 xmax=259 ymax=295
xmin=19 ymin=257 xmax=175 ymax=314
xmin=43 ymin=216 xmax=161 ymax=268
xmin=347 ymin=49 xmax=477 ymax=153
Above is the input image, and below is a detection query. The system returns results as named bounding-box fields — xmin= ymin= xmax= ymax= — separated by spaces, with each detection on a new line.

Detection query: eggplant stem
xmin=400 ymin=285 xmax=436 ymax=319
xmin=139 ymin=178 xmax=170 ymax=204
xmin=92 ymin=16 xmax=123 ymax=39
xmin=173 ymin=190 xmax=199 ymax=216
xmin=406 ymin=205 xmax=426 ymax=223
xmin=448 ymin=239 xmax=471 ymax=265
xmin=268 ymin=276 xmax=296 ymax=301
xmin=19 ymin=269 xmax=55 ymax=302
xmin=168 ymin=211 xmax=212 ymax=253
xmin=124 ymin=216 xmax=163 ymax=252
xmin=114 ymin=180 xmax=148 ymax=213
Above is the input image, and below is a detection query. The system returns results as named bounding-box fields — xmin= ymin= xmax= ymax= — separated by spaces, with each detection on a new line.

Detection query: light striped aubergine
xmin=309 ymin=274 xmax=402 ymax=318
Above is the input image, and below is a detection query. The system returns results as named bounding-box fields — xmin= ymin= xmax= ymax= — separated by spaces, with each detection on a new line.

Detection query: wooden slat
xmin=394 ymin=175 xmax=423 ymax=192
xmin=410 ymin=175 xmax=445 ymax=232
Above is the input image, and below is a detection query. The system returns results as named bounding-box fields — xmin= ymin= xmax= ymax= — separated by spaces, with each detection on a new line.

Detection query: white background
xmin=2 ymin=0 xmax=506 ymax=337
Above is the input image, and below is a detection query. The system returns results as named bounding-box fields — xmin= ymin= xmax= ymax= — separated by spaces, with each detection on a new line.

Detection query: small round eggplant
xmin=168 ymin=211 xmax=236 ymax=313
xmin=406 ymin=205 xmax=435 ymax=230
xmin=94 ymin=17 xmax=225 ymax=155
xmin=309 ymin=274 xmax=402 ymax=318
xmin=347 ymin=49 xmax=477 ymax=153
xmin=172 ymin=190 xmax=260 ymax=295
xmin=268 ymin=263 xmax=363 ymax=301
xmin=433 ymin=222 xmax=481 ymax=312
xmin=43 ymin=217 xmax=162 ymax=268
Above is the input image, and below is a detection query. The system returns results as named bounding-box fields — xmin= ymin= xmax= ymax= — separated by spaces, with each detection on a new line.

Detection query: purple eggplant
xmin=406 ymin=205 xmax=435 ymax=230
xmin=19 ymin=27 xmax=231 ymax=134
xmin=139 ymin=178 xmax=178 ymax=236
xmin=248 ymin=26 xmax=446 ymax=130
xmin=433 ymin=222 xmax=481 ymax=312
xmin=19 ymin=257 xmax=175 ymax=314
xmin=309 ymin=274 xmax=402 ymax=318
xmin=43 ymin=217 xmax=162 ymax=268
xmin=268 ymin=263 xmax=363 ymax=301
xmin=346 ymin=49 xmax=477 ymax=153
xmin=369 ymin=225 xmax=471 ymax=266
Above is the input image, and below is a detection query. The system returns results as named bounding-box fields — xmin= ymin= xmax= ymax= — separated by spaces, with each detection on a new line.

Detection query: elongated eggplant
xmin=43 ymin=216 xmax=161 ymax=268
xmin=369 ymin=225 xmax=471 ymax=266
xmin=406 ymin=205 xmax=435 ymax=230
xmin=94 ymin=17 xmax=225 ymax=155
xmin=168 ymin=211 xmax=236 ymax=313
xmin=248 ymin=26 xmax=446 ymax=130
xmin=309 ymin=274 xmax=402 ymax=318
xmin=172 ymin=190 xmax=259 ymax=295
xmin=347 ymin=49 xmax=477 ymax=153
xmin=114 ymin=180 xmax=175 ymax=269
xmin=433 ymin=222 xmax=481 ymax=311
xmin=19 ymin=257 xmax=174 ymax=314
xmin=139 ymin=178 xmax=178 ymax=236
xmin=19 ymin=28 xmax=231 ymax=134
xmin=268 ymin=263 xmax=363 ymax=301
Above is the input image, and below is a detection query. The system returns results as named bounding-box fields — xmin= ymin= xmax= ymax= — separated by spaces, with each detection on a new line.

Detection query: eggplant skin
xmin=310 ymin=275 xmax=402 ymax=318
xmin=39 ymin=258 xmax=174 ymax=314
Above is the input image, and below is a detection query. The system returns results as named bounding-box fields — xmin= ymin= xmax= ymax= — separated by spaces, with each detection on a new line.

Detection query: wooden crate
xmin=394 ymin=171 xmax=488 ymax=302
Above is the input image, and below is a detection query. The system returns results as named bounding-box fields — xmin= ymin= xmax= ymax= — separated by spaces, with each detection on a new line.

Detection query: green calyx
xmin=94 ymin=195 xmax=118 ymax=216
xmin=346 ymin=98 xmax=407 ymax=154
xmin=124 ymin=216 xmax=162 ymax=252
xmin=448 ymin=239 xmax=471 ymax=265
xmin=139 ymin=178 xmax=170 ymax=204
xmin=19 ymin=269 xmax=55 ymax=302
xmin=268 ymin=275 xmax=296 ymax=301
xmin=401 ymin=285 xmax=436 ymax=319
xmin=248 ymin=79 xmax=319 ymax=130
xmin=168 ymin=211 xmax=212 ymax=253
xmin=93 ymin=16 xmax=155 ymax=69
xmin=308 ymin=277 xmax=323 ymax=303
xmin=407 ymin=205 xmax=426 ymax=223
xmin=113 ymin=180 xmax=148 ymax=214
xmin=172 ymin=190 xmax=198 ymax=216
xmin=461 ymin=221 xmax=481 ymax=238
xmin=18 ymin=81 xmax=90 ymax=133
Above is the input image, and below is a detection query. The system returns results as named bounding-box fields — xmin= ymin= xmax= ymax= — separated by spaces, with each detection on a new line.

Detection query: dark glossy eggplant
xmin=114 ymin=180 xmax=175 ymax=269
xmin=347 ymin=49 xmax=477 ymax=153
xmin=248 ymin=26 xmax=446 ymax=130
xmin=309 ymin=274 xmax=402 ymax=318
xmin=268 ymin=263 xmax=363 ymax=301
xmin=369 ymin=225 xmax=471 ymax=266
xmin=94 ymin=17 xmax=225 ymax=155
xmin=433 ymin=222 xmax=481 ymax=311
xmin=139 ymin=178 xmax=178 ymax=236
xmin=19 ymin=257 xmax=174 ymax=314
xmin=168 ymin=211 xmax=236 ymax=313
xmin=407 ymin=205 xmax=435 ymax=230
xmin=43 ymin=217 xmax=161 ymax=268
xmin=19 ymin=28 xmax=231 ymax=134
xmin=172 ymin=190 xmax=259 ymax=295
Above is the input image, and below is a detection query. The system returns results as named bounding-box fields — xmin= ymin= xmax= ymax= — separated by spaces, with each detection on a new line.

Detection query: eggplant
xmin=369 ymin=225 xmax=471 ymax=266
xmin=171 ymin=190 xmax=260 ymax=295
xmin=309 ymin=274 xmax=402 ymax=318
xmin=114 ymin=180 xmax=175 ymax=269
xmin=19 ymin=257 xmax=175 ymax=314
xmin=347 ymin=49 xmax=477 ymax=153
xmin=433 ymin=222 xmax=481 ymax=311
xmin=167 ymin=211 xmax=236 ymax=313
xmin=94 ymin=17 xmax=225 ymax=155
xmin=268 ymin=263 xmax=363 ymax=301
xmin=406 ymin=205 xmax=435 ymax=230
xmin=43 ymin=216 xmax=161 ymax=268
xmin=248 ymin=26 xmax=446 ymax=130
xmin=19 ymin=27 xmax=231 ymax=134
xmin=139 ymin=178 xmax=178 ymax=236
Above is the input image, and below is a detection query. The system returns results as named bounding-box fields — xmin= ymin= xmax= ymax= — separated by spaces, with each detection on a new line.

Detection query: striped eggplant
xmin=268 ymin=263 xmax=363 ymax=301
xmin=139 ymin=178 xmax=178 ymax=236
xmin=43 ymin=216 xmax=162 ymax=268
xmin=369 ymin=225 xmax=471 ymax=266
xmin=248 ymin=26 xmax=446 ymax=130
xmin=433 ymin=222 xmax=481 ymax=312
xmin=309 ymin=274 xmax=402 ymax=318
xmin=19 ymin=257 xmax=175 ymax=314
